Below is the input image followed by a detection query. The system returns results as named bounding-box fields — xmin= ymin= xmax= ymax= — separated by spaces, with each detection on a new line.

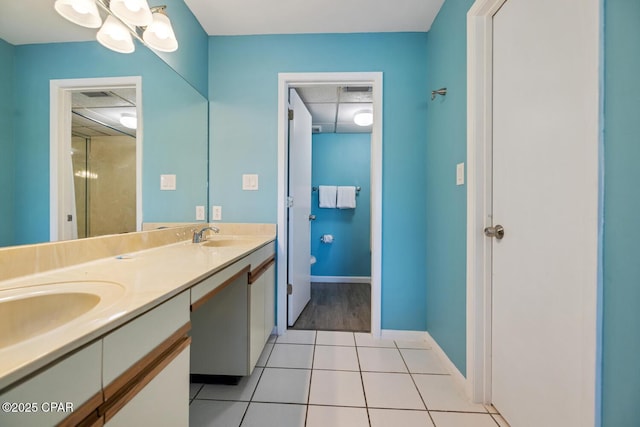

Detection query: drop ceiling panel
xmin=296 ymin=86 xmax=339 ymax=103
xmin=306 ymin=103 xmax=337 ymax=123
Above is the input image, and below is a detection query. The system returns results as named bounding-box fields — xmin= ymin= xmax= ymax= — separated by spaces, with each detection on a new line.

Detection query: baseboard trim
xmin=380 ymin=329 xmax=430 ymax=342
xmin=378 ymin=330 xmax=469 ymax=398
xmin=425 ymin=331 xmax=469 ymax=397
xmin=311 ymin=276 xmax=371 ymax=284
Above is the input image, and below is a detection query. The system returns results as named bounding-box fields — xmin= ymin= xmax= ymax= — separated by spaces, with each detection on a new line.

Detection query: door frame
xmin=277 ymin=72 xmax=383 ymax=337
xmin=466 ymin=0 xmax=506 ymax=403
xmin=50 ymin=76 xmax=143 ymax=241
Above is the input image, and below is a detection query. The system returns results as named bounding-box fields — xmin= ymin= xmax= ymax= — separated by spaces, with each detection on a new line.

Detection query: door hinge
xmin=288 ymin=109 xmax=294 ymax=120
xmin=286 ymin=196 xmax=294 ymax=208
xmin=287 ymin=283 xmax=293 ymax=295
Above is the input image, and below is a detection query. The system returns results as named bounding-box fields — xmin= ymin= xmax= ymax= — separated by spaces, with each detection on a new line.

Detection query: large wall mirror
xmin=0 ymin=1 xmax=209 ymax=248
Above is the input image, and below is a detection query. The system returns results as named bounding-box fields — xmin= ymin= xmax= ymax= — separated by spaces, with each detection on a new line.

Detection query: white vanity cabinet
xmin=190 ymin=242 xmax=276 ymax=377
xmin=102 ymin=291 xmax=191 ymax=427
xmin=0 ymin=341 xmax=102 ymax=427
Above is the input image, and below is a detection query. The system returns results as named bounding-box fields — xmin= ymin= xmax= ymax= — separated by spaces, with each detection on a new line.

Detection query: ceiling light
xmin=109 ymin=0 xmax=153 ymax=27
xmin=54 ymin=0 xmax=102 ymax=28
xmin=353 ymin=111 xmax=373 ymax=127
xmin=97 ymin=15 xmax=135 ymax=53
xmin=143 ymin=7 xmax=178 ymax=52
xmin=120 ymin=113 xmax=137 ymax=129
xmin=54 ymin=0 xmax=179 ymax=54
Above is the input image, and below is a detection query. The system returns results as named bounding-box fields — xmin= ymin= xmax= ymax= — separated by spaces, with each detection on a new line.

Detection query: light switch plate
xmin=196 ymin=206 xmax=205 ymax=221
xmin=456 ymin=163 xmax=465 ymax=186
xmin=212 ymin=205 xmax=222 ymax=221
xmin=160 ymin=174 xmax=176 ymax=191
xmin=242 ymin=174 xmax=259 ymax=191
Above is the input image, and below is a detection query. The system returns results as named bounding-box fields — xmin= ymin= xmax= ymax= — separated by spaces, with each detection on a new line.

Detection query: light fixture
xmin=97 ymin=15 xmax=135 ymax=54
xmin=143 ymin=7 xmax=178 ymax=52
xmin=353 ymin=110 xmax=374 ymax=127
xmin=109 ymin=0 xmax=152 ymax=27
xmin=54 ymin=0 xmax=102 ymax=28
xmin=54 ymin=0 xmax=178 ymax=54
xmin=120 ymin=113 xmax=137 ymax=129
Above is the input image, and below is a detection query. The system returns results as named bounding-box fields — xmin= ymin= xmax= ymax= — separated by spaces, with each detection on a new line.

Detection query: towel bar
xmin=312 ymin=186 xmax=361 ymax=193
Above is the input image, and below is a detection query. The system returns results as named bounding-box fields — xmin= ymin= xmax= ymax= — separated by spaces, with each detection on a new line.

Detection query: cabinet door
xmin=105 ymin=344 xmax=190 ymax=427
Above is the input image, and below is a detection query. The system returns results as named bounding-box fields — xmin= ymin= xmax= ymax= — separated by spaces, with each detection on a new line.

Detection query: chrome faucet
xmin=192 ymin=226 xmax=220 ymax=243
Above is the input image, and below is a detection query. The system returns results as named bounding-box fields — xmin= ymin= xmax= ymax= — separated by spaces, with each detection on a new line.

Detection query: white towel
xmin=337 ymin=186 xmax=357 ymax=209
xmin=318 ymin=185 xmax=337 ymax=208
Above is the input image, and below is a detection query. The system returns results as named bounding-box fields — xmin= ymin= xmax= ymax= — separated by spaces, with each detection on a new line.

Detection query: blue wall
xmin=424 ymin=0 xmax=474 ymax=375
xmin=0 ymin=39 xmax=15 ymax=246
xmin=11 ymin=41 xmax=208 ymax=245
xmin=209 ymin=33 xmax=429 ymax=331
xmin=311 ymin=133 xmax=371 ymax=278
xmin=602 ymin=0 xmax=640 ymax=425
xmin=151 ymin=0 xmax=209 ymax=97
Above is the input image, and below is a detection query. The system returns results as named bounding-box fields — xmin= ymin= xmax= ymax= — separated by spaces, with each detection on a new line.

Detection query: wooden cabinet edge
xmin=99 ymin=322 xmax=191 ymax=423
xmin=56 ymin=391 xmax=103 ymax=427
xmin=191 ymin=266 xmax=251 ymax=312
xmin=248 ymin=255 xmax=276 ymax=285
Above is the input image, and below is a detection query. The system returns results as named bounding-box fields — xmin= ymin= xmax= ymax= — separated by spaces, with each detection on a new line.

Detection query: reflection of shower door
xmin=71 ymin=135 xmax=137 ymax=238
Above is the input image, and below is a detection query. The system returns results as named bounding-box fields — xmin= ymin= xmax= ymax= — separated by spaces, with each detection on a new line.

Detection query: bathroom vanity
xmin=0 ymin=224 xmax=276 ymax=427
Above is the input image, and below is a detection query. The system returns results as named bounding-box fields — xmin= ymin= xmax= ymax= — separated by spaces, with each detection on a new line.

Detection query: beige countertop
xmin=0 ymin=232 xmax=276 ymax=391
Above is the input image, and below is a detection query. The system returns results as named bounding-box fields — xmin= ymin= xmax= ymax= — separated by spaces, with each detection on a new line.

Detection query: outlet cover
xmin=212 ymin=205 xmax=222 ymax=221
xmin=196 ymin=206 xmax=205 ymax=221
xmin=456 ymin=163 xmax=465 ymax=186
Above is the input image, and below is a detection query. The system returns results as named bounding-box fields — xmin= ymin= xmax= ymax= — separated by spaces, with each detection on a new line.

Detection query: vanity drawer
xmin=102 ymin=291 xmax=190 ymax=390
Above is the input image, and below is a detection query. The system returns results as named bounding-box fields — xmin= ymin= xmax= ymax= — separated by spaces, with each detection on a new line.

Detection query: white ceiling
xmin=184 ymin=0 xmax=446 ymax=36
xmin=296 ymin=85 xmax=373 ymax=134
xmin=71 ymin=88 xmax=137 ymax=138
xmin=0 ymin=0 xmax=444 ymax=44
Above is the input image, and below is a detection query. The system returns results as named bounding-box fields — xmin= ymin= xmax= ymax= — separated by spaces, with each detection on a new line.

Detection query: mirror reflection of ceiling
xmin=71 ymin=88 xmax=137 ymax=139
xmin=0 ymin=0 xmax=444 ymax=43
xmin=296 ymin=85 xmax=373 ymax=134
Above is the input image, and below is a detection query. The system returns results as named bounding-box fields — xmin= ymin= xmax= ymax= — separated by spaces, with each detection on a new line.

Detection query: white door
xmin=287 ymin=88 xmax=312 ymax=326
xmin=490 ymin=1 xmax=599 ymax=426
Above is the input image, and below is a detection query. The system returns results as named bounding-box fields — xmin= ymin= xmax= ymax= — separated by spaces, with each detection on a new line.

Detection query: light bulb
xmin=123 ymin=0 xmax=141 ymax=12
xmin=71 ymin=2 xmax=90 ymax=14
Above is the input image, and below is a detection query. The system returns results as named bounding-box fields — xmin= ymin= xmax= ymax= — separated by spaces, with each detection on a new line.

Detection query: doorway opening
xmin=276 ymin=72 xmax=383 ymax=337
xmin=50 ymin=77 xmax=142 ymax=242
xmin=289 ymin=84 xmax=373 ymax=333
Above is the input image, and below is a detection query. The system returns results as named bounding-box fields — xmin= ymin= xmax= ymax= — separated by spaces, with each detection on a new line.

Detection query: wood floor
xmin=290 ymin=282 xmax=371 ymax=332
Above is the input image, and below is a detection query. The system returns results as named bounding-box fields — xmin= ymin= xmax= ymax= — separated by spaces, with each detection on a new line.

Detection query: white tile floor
xmin=189 ymin=330 xmax=508 ymax=427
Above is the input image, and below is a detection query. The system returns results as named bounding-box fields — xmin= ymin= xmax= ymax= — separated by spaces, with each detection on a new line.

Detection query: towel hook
xmin=431 ymin=88 xmax=447 ymax=101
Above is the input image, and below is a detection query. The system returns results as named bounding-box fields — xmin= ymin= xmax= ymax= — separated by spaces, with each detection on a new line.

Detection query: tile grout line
xmin=353 ymin=332 xmax=373 ymax=427
xmin=303 ymin=331 xmax=318 ymax=427
xmin=238 ymin=337 xmax=277 ymax=426
xmin=396 ymin=339 xmax=438 ymax=427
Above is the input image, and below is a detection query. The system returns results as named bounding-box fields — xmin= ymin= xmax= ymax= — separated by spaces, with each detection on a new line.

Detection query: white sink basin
xmin=201 ymin=237 xmax=260 ymax=248
xmin=0 ymin=281 xmax=124 ymax=349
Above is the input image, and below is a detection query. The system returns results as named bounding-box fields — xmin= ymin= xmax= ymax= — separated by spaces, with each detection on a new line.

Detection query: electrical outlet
xmin=212 ymin=205 xmax=222 ymax=221
xmin=196 ymin=206 xmax=205 ymax=221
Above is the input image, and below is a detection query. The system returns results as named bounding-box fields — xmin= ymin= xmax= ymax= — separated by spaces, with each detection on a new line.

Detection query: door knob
xmin=309 ymin=214 xmax=316 ymax=221
xmin=484 ymin=224 xmax=505 ymax=240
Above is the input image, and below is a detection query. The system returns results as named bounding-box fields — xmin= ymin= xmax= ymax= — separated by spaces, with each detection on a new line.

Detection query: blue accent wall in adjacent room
xmin=602 ymin=0 xmax=640 ymax=424
xmin=12 ymin=41 xmax=208 ymax=245
xmin=424 ymin=0 xmax=474 ymax=376
xmin=310 ymin=133 xmax=371 ymax=278
xmin=0 ymin=38 xmax=15 ymax=246
xmin=209 ymin=33 xmax=429 ymax=331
